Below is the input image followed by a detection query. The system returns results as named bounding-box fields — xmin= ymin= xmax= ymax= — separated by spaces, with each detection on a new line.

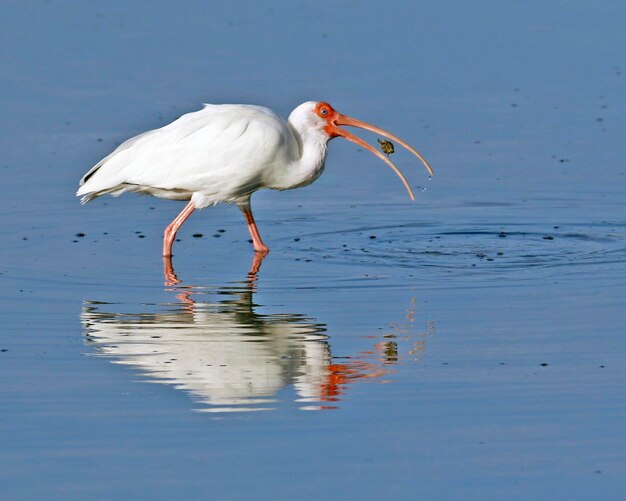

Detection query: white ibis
xmin=77 ymin=101 xmax=434 ymax=257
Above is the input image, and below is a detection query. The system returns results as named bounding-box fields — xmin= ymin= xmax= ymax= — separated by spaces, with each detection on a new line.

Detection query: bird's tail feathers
xmin=79 ymin=193 xmax=95 ymax=204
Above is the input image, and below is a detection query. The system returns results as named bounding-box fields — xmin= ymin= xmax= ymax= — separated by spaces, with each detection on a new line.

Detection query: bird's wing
xmin=78 ymin=129 xmax=158 ymax=186
xmin=77 ymin=104 xmax=298 ymax=203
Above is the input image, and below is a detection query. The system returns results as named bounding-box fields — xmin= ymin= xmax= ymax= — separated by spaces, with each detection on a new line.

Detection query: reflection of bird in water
xmin=82 ymin=258 xmax=434 ymax=412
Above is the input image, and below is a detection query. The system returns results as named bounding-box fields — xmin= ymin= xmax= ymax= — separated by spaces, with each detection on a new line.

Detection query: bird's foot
xmin=253 ymin=244 xmax=270 ymax=254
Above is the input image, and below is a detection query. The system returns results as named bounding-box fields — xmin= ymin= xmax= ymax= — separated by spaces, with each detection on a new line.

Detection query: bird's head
xmin=292 ymin=101 xmax=434 ymax=201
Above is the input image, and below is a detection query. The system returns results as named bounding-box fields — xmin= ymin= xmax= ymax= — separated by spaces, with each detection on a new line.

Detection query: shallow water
xmin=2 ymin=1 xmax=626 ymax=499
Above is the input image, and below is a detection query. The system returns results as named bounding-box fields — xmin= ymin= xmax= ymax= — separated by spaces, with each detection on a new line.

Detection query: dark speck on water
xmin=75 ymin=233 xmax=85 ymax=237
xmin=192 ymin=233 xmax=203 ymax=238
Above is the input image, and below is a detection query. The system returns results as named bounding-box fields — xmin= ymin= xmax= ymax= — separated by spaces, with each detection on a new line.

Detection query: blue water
xmin=1 ymin=1 xmax=625 ymax=499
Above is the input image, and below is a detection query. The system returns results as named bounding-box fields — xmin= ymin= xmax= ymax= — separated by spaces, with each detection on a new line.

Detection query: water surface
xmin=1 ymin=1 xmax=625 ymax=499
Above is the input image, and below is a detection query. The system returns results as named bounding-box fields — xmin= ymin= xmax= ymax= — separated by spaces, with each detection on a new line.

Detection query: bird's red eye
xmin=315 ymin=102 xmax=333 ymax=118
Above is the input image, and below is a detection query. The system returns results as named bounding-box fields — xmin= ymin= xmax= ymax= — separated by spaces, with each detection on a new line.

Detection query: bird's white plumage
xmin=77 ymin=102 xmax=326 ymax=209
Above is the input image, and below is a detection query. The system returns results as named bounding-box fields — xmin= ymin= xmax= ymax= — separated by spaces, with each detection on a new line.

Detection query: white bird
xmin=77 ymin=101 xmax=433 ymax=257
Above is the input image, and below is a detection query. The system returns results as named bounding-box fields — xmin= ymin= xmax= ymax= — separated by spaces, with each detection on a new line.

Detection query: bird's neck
xmin=282 ymin=122 xmax=329 ymax=190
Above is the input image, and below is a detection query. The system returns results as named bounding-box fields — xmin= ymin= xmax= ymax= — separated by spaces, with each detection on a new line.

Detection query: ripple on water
xmin=294 ymin=222 xmax=626 ymax=278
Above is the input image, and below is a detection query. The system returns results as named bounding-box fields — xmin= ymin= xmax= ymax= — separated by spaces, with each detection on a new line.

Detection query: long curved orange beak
xmin=325 ymin=112 xmax=434 ymax=201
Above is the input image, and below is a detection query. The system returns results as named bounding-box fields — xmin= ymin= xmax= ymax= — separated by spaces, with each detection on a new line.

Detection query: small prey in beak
xmin=316 ymin=102 xmax=434 ymax=200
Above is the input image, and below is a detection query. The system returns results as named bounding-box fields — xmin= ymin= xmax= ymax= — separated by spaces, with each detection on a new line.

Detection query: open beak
xmin=325 ymin=112 xmax=434 ymax=201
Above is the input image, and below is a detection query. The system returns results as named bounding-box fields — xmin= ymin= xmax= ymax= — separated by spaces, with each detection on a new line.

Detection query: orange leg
xmin=240 ymin=206 xmax=269 ymax=253
xmin=163 ymin=201 xmax=196 ymax=257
